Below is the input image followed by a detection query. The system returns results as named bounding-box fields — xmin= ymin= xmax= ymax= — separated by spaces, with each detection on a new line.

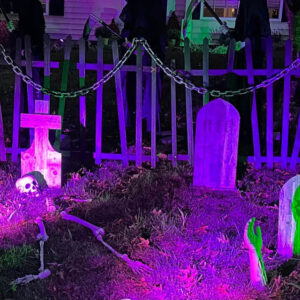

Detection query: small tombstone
xmin=20 ymin=100 xmax=62 ymax=188
xmin=193 ymin=98 xmax=240 ymax=190
xmin=278 ymin=175 xmax=300 ymax=258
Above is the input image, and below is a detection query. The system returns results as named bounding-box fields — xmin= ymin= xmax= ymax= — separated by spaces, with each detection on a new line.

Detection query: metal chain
xmin=1 ymin=39 xmax=300 ymax=98
xmin=0 ymin=39 xmax=140 ymax=98
xmin=141 ymin=39 xmax=300 ymax=97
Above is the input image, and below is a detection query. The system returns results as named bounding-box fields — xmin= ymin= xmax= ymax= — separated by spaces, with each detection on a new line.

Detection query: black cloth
xmin=285 ymin=0 xmax=300 ymax=14
xmin=17 ymin=0 xmax=45 ymax=55
xmin=234 ymin=0 xmax=271 ymax=42
xmin=120 ymin=0 xmax=167 ymax=60
xmin=49 ymin=0 xmax=64 ymax=16
xmin=234 ymin=0 xmax=271 ymax=68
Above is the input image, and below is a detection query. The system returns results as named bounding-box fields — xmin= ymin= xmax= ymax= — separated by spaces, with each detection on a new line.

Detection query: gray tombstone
xmin=278 ymin=175 xmax=300 ymax=258
xmin=193 ymin=98 xmax=240 ymax=190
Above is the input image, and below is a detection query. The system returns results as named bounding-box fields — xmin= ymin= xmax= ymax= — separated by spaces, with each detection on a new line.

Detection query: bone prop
xmin=10 ymin=218 xmax=51 ymax=286
xmin=35 ymin=217 xmax=48 ymax=272
xmin=61 ymin=211 xmax=105 ymax=237
xmin=61 ymin=211 xmax=152 ymax=275
xmin=10 ymin=269 xmax=51 ymax=286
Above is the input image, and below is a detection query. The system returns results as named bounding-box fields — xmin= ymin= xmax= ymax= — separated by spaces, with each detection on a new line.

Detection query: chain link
xmin=1 ymin=39 xmax=300 ymax=98
xmin=141 ymin=39 xmax=300 ymax=97
xmin=0 ymin=39 xmax=140 ymax=98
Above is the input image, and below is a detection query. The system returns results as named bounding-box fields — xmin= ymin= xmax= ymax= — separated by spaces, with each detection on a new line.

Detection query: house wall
xmin=44 ymin=0 xmax=126 ymax=40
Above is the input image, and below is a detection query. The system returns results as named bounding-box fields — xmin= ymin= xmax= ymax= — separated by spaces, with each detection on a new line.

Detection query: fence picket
xmin=79 ymin=38 xmax=87 ymax=155
xmin=24 ymin=35 xmax=34 ymax=143
xmin=136 ymin=44 xmax=143 ymax=166
xmin=54 ymin=36 xmax=72 ymax=149
xmin=245 ymin=38 xmax=262 ymax=168
xmin=291 ymin=114 xmax=300 ymax=170
xmin=227 ymin=39 xmax=236 ymax=73
xmin=266 ymin=37 xmax=274 ymax=168
xmin=281 ymin=40 xmax=292 ymax=168
xmin=151 ymin=59 xmax=157 ymax=168
xmin=0 ymin=103 xmax=6 ymax=161
xmin=112 ymin=40 xmax=128 ymax=166
xmin=184 ymin=38 xmax=193 ymax=165
xmin=170 ymin=59 xmax=177 ymax=167
xmin=95 ymin=37 xmax=104 ymax=164
xmin=43 ymin=34 xmax=51 ymax=102
xmin=12 ymin=38 xmax=22 ymax=162
xmin=203 ymin=38 xmax=209 ymax=105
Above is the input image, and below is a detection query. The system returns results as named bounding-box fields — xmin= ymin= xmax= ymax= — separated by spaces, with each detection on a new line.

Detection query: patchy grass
xmin=0 ymin=161 xmax=300 ymax=299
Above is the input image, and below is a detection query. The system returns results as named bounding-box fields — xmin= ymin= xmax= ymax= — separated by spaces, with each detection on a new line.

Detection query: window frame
xmin=199 ymin=0 xmax=284 ymax=22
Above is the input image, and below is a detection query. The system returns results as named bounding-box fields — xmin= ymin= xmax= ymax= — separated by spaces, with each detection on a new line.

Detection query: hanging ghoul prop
xmin=119 ymin=0 xmax=167 ymax=130
xmin=233 ymin=0 xmax=271 ymax=67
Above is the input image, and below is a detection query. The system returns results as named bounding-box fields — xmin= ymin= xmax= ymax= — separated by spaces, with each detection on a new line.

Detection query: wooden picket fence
xmin=0 ymin=34 xmax=299 ymax=169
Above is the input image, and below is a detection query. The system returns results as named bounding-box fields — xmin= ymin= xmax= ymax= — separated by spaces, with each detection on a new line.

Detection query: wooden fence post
xmin=281 ymin=39 xmax=292 ymax=168
xmin=111 ymin=40 xmax=128 ymax=166
xmin=24 ymin=35 xmax=35 ymax=143
xmin=0 ymin=103 xmax=6 ymax=161
xmin=203 ymin=38 xmax=209 ymax=105
xmin=95 ymin=37 xmax=104 ymax=165
xmin=184 ymin=37 xmax=193 ymax=165
xmin=79 ymin=38 xmax=87 ymax=155
xmin=151 ymin=58 xmax=157 ymax=168
xmin=54 ymin=35 xmax=72 ymax=149
xmin=245 ymin=38 xmax=261 ymax=168
xmin=12 ymin=37 xmax=22 ymax=162
xmin=170 ymin=59 xmax=177 ymax=167
xmin=136 ymin=43 xmax=143 ymax=166
xmin=266 ymin=37 xmax=274 ymax=168
xmin=43 ymin=34 xmax=51 ymax=103
xmin=291 ymin=114 xmax=300 ymax=170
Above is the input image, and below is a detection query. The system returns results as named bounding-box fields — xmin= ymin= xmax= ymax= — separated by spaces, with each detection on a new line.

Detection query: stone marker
xmin=193 ymin=98 xmax=240 ymax=190
xmin=278 ymin=175 xmax=300 ymax=258
xmin=20 ymin=100 xmax=62 ymax=188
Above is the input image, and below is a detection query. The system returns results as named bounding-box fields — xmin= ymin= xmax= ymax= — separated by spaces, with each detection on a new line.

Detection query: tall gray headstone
xmin=193 ymin=98 xmax=240 ymax=190
xmin=278 ymin=175 xmax=300 ymax=258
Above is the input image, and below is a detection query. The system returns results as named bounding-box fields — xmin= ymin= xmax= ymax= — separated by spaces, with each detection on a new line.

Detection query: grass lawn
xmin=0 ymin=160 xmax=300 ymax=299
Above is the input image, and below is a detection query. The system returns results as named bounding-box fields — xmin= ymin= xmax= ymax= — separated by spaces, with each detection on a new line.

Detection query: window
xmin=203 ymin=0 xmax=239 ymax=18
xmin=201 ymin=0 xmax=283 ymax=20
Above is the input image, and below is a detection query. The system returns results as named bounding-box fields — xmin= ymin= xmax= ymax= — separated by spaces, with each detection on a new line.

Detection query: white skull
xmin=16 ymin=175 xmax=39 ymax=196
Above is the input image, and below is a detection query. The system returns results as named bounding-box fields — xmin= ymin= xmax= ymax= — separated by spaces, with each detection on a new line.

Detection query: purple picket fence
xmin=0 ymin=34 xmax=299 ymax=170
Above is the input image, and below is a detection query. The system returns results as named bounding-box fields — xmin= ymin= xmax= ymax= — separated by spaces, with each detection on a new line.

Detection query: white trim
xmin=199 ymin=0 xmax=284 ymax=22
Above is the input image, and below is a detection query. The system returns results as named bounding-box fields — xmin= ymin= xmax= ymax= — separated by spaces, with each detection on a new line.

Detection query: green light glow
xmin=246 ymin=217 xmax=267 ymax=285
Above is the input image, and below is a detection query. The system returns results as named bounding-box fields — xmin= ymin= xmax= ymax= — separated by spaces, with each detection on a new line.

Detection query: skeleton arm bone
xmin=61 ymin=211 xmax=105 ymax=237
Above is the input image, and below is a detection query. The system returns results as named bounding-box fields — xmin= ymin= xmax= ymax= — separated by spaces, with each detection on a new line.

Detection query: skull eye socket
xmin=25 ymin=183 xmax=31 ymax=189
xmin=32 ymin=181 xmax=37 ymax=186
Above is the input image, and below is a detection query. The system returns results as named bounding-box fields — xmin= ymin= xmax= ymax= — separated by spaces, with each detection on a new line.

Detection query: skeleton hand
xmin=244 ymin=218 xmax=267 ymax=287
xmin=244 ymin=217 xmax=262 ymax=255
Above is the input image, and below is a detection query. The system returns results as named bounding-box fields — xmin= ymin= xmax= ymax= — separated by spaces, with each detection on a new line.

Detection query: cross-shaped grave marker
xmin=20 ymin=100 xmax=62 ymax=188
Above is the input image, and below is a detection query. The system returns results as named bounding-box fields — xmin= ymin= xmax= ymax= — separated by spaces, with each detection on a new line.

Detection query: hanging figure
xmin=15 ymin=0 xmax=45 ymax=100
xmin=119 ymin=0 xmax=167 ymax=132
xmin=233 ymin=0 xmax=271 ymax=68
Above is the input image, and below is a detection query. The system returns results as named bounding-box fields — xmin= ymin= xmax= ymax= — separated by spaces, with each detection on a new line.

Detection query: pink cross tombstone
xmin=20 ymin=100 xmax=62 ymax=188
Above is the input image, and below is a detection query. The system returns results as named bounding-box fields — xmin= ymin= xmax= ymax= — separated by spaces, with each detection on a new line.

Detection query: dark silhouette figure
xmin=234 ymin=0 xmax=271 ymax=68
xmin=119 ymin=0 xmax=167 ymax=131
xmin=18 ymin=0 xmax=45 ymax=57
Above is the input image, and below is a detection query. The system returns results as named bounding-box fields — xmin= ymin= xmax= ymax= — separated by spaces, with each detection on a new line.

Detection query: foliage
xmin=167 ymin=28 xmax=180 ymax=40
xmin=167 ymin=12 xmax=181 ymax=31
xmin=0 ymin=244 xmax=33 ymax=272
xmin=95 ymin=26 xmax=112 ymax=39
